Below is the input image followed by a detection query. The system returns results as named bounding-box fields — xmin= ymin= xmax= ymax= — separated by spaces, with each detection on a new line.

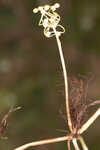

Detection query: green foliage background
xmin=0 ymin=0 xmax=100 ymax=149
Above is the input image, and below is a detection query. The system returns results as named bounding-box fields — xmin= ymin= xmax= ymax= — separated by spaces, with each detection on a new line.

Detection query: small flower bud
xmin=54 ymin=3 xmax=60 ymax=8
xmin=33 ymin=8 xmax=38 ymax=13
xmin=44 ymin=5 xmax=50 ymax=11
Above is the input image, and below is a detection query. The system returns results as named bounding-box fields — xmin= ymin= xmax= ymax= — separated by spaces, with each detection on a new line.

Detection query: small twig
xmin=14 ymin=136 xmax=69 ymax=150
xmin=78 ymin=136 xmax=88 ymax=150
xmin=72 ymin=138 xmax=80 ymax=150
xmin=67 ymin=139 xmax=71 ymax=150
xmin=0 ymin=106 xmax=21 ymax=137
xmin=88 ymin=100 xmax=100 ymax=107
xmin=78 ymin=108 xmax=100 ymax=134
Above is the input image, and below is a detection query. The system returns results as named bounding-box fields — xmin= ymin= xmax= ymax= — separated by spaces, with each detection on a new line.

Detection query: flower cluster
xmin=33 ymin=3 xmax=65 ymax=37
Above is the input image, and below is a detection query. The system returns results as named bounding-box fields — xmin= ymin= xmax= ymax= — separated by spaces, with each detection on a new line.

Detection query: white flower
xmin=33 ymin=3 xmax=65 ymax=37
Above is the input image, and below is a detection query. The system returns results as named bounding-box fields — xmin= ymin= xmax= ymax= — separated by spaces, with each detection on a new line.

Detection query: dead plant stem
xmin=53 ymin=27 xmax=73 ymax=132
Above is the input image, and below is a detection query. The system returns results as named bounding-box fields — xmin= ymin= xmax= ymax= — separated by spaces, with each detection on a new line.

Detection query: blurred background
xmin=0 ymin=0 xmax=100 ymax=149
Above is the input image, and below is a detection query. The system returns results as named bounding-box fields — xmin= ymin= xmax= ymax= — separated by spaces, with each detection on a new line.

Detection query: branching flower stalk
xmin=14 ymin=3 xmax=100 ymax=150
xmin=33 ymin=3 xmax=73 ymax=131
